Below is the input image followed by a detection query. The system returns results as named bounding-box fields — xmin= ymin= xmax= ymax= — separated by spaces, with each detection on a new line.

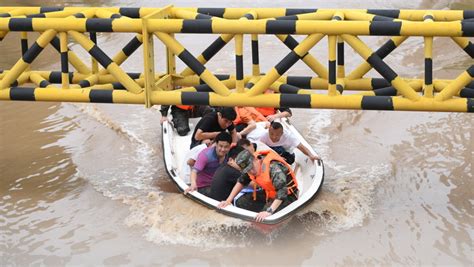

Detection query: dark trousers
xmin=269 ymin=146 xmax=295 ymax=164
xmin=171 ymin=106 xmax=213 ymax=136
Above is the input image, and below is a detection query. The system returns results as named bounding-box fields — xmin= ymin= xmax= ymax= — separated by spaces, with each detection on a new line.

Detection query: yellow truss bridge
xmin=0 ymin=6 xmax=473 ymax=112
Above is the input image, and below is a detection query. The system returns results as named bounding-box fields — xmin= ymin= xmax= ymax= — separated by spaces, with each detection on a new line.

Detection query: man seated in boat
xmin=190 ymin=107 xmax=238 ymax=149
xmin=218 ymin=149 xmax=299 ymax=222
xmin=209 ymin=145 xmax=245 ymax=201
xmin=185 ymin=132 xmax=232 ymax=196
xmin=180 ymin=139 xmax=212 ymax=184
xmin=160 ymin=105 xmax=213 ymax=136
xmin=260 ymin=122 xmax=320 ymax=164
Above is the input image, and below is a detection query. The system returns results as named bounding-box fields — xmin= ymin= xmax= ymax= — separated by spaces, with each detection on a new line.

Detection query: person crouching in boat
xmin=185 ymin=132 xmax=232 ymax=197
xmin=218 ymin=149 xmax=299 ymax=222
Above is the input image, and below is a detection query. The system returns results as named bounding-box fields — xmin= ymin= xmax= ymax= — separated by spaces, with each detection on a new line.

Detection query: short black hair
xmin=219 ymin=107 xmax=237 ymax=121
xmin=228 ymin=146 xmax=244 ymax=159
xmin=270 ymin=121 xmax=283 ymax=130
xmin=237 ymin=138 xmax=251 ymax=147
xmin=215 ymin=131 xmax=232 ymax=144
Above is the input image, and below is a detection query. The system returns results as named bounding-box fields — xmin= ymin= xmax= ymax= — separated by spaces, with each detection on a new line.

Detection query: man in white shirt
xmin=260 ymin=122 xmax=320 ymax=164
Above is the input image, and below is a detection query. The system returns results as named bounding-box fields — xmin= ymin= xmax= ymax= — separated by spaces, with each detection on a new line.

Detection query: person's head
xmin=237 ymin=138 xmax=256 ymax=154
xmin=268 ymin=121 xmax=284 ymax=143
xmin=214 ymin=132 xmax=232 ymax=157
xmin=217 ymin=107 xmax=237 ymax=129
xmin=235 ymin=149 xmax=260 ymax=175
xmin=227 ymin=146 xmax=245 ymax=169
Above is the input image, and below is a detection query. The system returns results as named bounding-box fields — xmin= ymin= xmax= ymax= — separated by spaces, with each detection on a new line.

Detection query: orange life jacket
xmin=255 ymin=107 xmax=276 ymax=117
xmin=234 ymin=107 xmax=267 ymax=125
xmin=176 ymin=105 xmax=193 ymax=111
xmin=249 ymin=150 xmax=298 ymax=201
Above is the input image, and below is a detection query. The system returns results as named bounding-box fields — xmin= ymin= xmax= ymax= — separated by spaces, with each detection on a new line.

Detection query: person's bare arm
xmin=297 ymin=143 xmax=320 ymax=161
xmin=218 ymin=182 xmax=244 ymax=208
xmin=194 ymin=129 xmax=220 ymax=141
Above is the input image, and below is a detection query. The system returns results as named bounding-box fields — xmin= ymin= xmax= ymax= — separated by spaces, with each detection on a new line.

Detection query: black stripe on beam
xmin=463 ymin=41 xmax=474 ymax=58
xmin=127 ymin=72 xmax=141 ymax=79
xmin=465 ymin=10 xmax=474 ymax=19
xmin=112 ymin=82 xmax=125 ymax=89
xmin=336 ymin=84 xmax=344 ymax=94
xmin=27 ymin=14 xmax=46 ymax=18
xmin=467 ymin=65 xmax=474 ymax=77
xmin=122 ymin=36 xmax=142 ymax=57
xmin=423 ymin=15 xmax=434 ymax=21
xmin=202 ymin=37 xmax=227 ymax=61
xmin=462 ymin=22 xmax=474 ymax=37
xmin=49 ymin=71 xmax=72 ymax=83
xmin=90 ymin=90 xmax=113 ymax=103
xmin=22 ymin=42 xmax=43 ymax=64
xmin=182 ymin=92 xmax=210 ymax=105
xmin=460 ymin=88 xmax=474 ymax=98
xmin=61 ymin=52 xmax=68 ymax=73
xmin=328 ymin=60 xmax=336 ymax=84
xmin=236 ymin=55 xmax=243 ymax=80
xmin=182 ymin=20 xmax=212 ymax=33
xmin=39 ymin=80 xmax=50 ymax=88
xmin=337 ymin=42 xmax=344 ymax=65
xmin=361 ymin=96 xmax=394 ymax=110
xmin=197 ymin=8 xmax=225 ymax=18
xmin=10 ymin=87 xmax=35 ymax=101
xmin=0 ymin=13 xmax=11 ymax=18
xmin=367 ymin=9 xmax=400 ymax=18
xmin=282 ymin=36 xmax=299 ymax=50
xmin=119 ymin=7 xmax=140 ymax=18
xmin=90 ymin=32 xmax=97 ymax=44
xmin=86 ymin=19 xmax=113 ymax=32
xmin=79 ymin=80 xmax=91 ymax=87
xmin=425 ymin=58 xmax=433 ymax=85
xmin=372 ymin=16 xmax=395 ymax=21
xmin=332 ymin=16 xmax=342 ymax=21
xmin=285 ymin=9 xmax=317 ymax=16
xmin=279 ymin=84 xmax=300 ymax=94
xmin=244 ymin=13 xmax=255 ymax=20
xmin=74 ymin=13 xmax=85 ymax=18
xmin=21 ymin=39 xmax=28 ymax=55
xmin=178 ymin=50 xmax=206 ymax=75
xmin=9 ymin=18 xmax=33 ymax=31
xmin=50 ymin=37 xmax=61 ymax=51
xmin=194 ymin=84 xmax=213 ymax=92
xmin=245 ymin=82 xmax=254 ymax=89
xmin=370 ymin=21 xmax=402 ymax=36
xmin=467 ymin=98 xmax=474 ymax=112
xmin=371 ymin=78 xmax=391 ymax=89
xmin=266 ymin=20 xmax=296 ymax=34
xmin=280 ymin=94 xmax=311 ymax=108
xmin=276 ymin=15 xmax=298 ymax=20
xmin=215 ymin=74 xmax=230 ymax=80
xmin=196 ymin=13 xmax=213 ymax=19
xmin=287 ymin=76 xmax=312 ymax=88
xmin=252 ymin=40 xmax=259 ymax=64
xmin=40 ymin=7 xmax=64 ymax=13
xmin=89 ymin=45 xmax=113 ymax=68
xmin=374 ymin=86 xmax=397 ymax=96
xmin=468 ymin=81 xmax=474 ymax=88
xmin=111 ymin=14 xmax=122 ymax=19
xmin=366 ymin=54 xmax=398 ymax=82
xmin=275 ymin=51 xmax=300 ymax=75
xmin=376 ymin=39 xmax=397 ymax=58
xmin=11 ymin=80 xmax=18 ymax=87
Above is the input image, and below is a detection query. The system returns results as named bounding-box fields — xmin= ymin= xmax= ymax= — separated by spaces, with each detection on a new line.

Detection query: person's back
xmin=209 ymin=146 xmax=245 ymax=201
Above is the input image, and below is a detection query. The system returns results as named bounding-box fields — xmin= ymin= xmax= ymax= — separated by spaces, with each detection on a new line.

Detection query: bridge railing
xmin=0 ymin=6 xmax=472 ymax=112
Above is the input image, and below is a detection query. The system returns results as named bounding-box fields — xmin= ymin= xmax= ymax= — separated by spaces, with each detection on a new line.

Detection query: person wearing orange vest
xmin=160 ymin=105 xmax=213 ymax=136
xmin=218 ymin=149 xmax=299 ymax=222
xmin=255 ymin=107 xmax=292 ymax=122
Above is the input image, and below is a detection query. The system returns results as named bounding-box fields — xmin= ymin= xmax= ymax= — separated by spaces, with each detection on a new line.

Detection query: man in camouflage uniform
xmin=218 ymin=149 xmax=298 ymax=222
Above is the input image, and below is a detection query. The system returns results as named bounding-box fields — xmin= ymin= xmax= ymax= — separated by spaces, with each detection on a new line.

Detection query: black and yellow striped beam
xmin=1 ymin=87 xmax=472 ymax=112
